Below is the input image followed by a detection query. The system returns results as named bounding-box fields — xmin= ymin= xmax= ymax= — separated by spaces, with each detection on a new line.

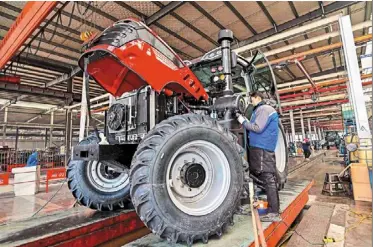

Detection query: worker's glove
xmin=236 ymin=113 xmax=248 ymax=124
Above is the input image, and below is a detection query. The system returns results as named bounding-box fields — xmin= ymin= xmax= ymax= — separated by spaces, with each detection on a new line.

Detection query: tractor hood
xmin=78 ymin=19 xmax=208 ymax=100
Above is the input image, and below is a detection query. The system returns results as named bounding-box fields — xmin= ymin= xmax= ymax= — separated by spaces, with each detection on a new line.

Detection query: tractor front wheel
xmin=130 ymin=114 xmax=245 ymax=245
xmin=67 ymin=134 xmax=131 ymax=211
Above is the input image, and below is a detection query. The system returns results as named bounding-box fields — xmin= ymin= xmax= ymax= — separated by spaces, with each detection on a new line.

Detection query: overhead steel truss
xmin=0 ymin=81 xmax=81 ymax=102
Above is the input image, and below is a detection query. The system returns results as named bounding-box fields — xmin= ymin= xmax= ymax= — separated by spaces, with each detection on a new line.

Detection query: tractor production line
xmin=0 ymin=179 xmax=313 ymax=247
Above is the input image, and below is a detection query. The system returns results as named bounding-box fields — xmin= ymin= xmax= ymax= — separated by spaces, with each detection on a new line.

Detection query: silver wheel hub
xmin=86 ymin=161 xmax=129 ymax=193
xmin=166 ymin=140 xmax=231 ymax=216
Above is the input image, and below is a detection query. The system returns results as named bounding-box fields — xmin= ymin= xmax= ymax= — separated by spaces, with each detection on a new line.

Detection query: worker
xmin=26 ymin=150 xmax=39 ymax=167
xmin=236 ymin=91 xmax=281 ymax=222
xmin=302 ymin=138 xmax=312 ymax=161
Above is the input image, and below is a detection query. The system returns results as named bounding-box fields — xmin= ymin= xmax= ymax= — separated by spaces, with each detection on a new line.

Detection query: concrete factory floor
xmin=0 ymin=151 xmax=371 ymax=247
xmin=284 ymin=150 xmax=372 ymax=247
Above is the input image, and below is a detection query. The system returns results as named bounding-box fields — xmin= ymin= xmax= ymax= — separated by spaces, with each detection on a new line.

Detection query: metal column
xmin=300 ymin=110 xmax=305 ymax=140
xmin=289 ymin=110 xmax=296 ymax=142
xmin=49 ymin=111 xmax=54 ymax=148
xmin=307 ymin=118 xmax=312 ymax=139
xmin=15 ymin=127 xmax=19 ymax=151
xmin=79 ymin=58 xmax=88 ymax=141
xmin=339 ymin=16 xmax=371 ymax=139
xmin=2 ymin=107 xmax=8 ymax=146
xmin=65 ymin=77 xmax=73 ymax=164
xmin=318 ymin=127 xmax=322 ymax=141
xmin=44 ymin=128 xmax=48 ymax=149
xmin=65 ymin=109 xmax=72 ymax=160
xmin=285 ymin=129 xmax=289 ymax=144
xmin=314 ymin=125 xmax=318 ymax=141
xmin=86 ymin=114 xmax=90 ymax=137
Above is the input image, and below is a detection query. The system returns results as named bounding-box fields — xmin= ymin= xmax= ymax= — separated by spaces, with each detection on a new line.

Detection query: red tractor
xmin=68 ymin=19 xmax=288 ymax=245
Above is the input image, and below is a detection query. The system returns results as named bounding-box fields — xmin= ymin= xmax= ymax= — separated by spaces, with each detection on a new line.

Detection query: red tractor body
xmin=79 ymin=19 xmax=208 ymax=100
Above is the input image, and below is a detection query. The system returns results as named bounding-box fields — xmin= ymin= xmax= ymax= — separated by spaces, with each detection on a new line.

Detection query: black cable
xmin=64 ymin=2 xmax=76 ymax=31
xmin=26 ymin=45 xmax=32 ymax=59
xmin=31 ymin=178 xmax=67 ymax=217
xmin=247 ymin=50 xmax=259 ymax=68
xmin=76 ymin=1 xmax=91 ymax=16
xmin=30 ymin=31 xmax=44 ymax=55
xmin=42 ymin=12 xmax=61 ymax=42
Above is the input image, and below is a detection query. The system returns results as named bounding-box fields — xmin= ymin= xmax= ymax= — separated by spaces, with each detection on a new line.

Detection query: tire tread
xmin=130 ymin=113 xmax=245 ymax=245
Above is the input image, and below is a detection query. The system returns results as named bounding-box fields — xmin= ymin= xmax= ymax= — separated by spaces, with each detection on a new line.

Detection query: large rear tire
xmin=67 ymin=134 xmax=131 ymax=211
xmin=130 ymin=114 xmax=245 ymax=245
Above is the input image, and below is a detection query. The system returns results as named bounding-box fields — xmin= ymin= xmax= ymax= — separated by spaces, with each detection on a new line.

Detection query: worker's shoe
xmin=260 ymin=213 xmax=282 ymax=222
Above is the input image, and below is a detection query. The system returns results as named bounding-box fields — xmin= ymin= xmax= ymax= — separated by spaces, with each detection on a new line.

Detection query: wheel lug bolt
xmin=176 ymin=176 xmax=180 ymax=180
xmin=188 ymin=188 xmax=192 ymax=191
xmin=192 ymin=158 xmax=195 ymax=162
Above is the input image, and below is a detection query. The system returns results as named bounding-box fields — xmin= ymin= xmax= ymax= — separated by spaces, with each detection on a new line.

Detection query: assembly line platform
xmin=0 ymin=179 xmax=313 ymax=247
xmin=126 ymin=179 xmax=313 ymax=247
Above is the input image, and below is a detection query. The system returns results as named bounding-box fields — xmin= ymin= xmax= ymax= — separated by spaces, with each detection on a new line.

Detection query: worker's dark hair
xmin=248 ymin=91 xmax=264 ymax=99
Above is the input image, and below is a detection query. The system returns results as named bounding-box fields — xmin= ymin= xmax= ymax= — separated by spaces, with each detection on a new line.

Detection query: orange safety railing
xmin=0 ymin=173 xmax=10 ymax=185
xmin=46 ymin=168 xmax=66 ymax=193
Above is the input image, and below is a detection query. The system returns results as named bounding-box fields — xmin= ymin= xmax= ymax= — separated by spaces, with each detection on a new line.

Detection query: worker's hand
xmin=236 ymin=113 xmax=247 ymax=124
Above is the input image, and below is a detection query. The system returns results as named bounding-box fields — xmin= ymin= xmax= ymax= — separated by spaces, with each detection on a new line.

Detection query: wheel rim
xmin=166 ymin=140 xmax=231 ymax=216
xmin=275 ymin=127 xmax=286 ymax=173
xmin=86 ymin=161 xmax=129 ymax=193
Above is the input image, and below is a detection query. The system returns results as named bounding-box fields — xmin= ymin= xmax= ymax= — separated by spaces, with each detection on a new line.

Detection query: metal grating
xmin=126 ymin=1 xmax=160 ymax=16
xmin=264 ymin=2 xmax=295 ymax=26
xmin=293 ymin=1 xmax=320 ymax=16
xmin=245 ymin=9 xmax=273 ymax=33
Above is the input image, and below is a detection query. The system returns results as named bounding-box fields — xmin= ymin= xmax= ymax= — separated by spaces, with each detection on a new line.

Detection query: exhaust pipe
xmin=218 ymin=29 xmax=234 ymax=96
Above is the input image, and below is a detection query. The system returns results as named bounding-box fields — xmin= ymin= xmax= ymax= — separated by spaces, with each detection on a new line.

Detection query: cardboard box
xmin=350 ymin=163 xmax=372 ymax=202
xmin=351 ymin=163 xmax=371 ymax=184
xmin=352 ymin=182 xmax=372 ymax=202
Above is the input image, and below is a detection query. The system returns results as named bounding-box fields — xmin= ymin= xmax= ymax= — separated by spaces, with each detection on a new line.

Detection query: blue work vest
xmin=249 ymin=104 xmax=279 ymax=152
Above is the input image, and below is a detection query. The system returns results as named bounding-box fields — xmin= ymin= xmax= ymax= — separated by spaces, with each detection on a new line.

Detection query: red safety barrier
xmin=46 ymin=168 xmax=66 ymax=193
xmin=0 ymin=173 xmax=10 ymax=185
xmin=6 ymin=163 xmax=26 ymax=172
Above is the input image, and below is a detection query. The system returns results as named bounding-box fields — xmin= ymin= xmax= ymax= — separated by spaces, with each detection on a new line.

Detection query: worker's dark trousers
xmin=304 ymin=149 xmax=311 ymax=158
xmin=249 ymin=147 xmax=280 ymax=214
